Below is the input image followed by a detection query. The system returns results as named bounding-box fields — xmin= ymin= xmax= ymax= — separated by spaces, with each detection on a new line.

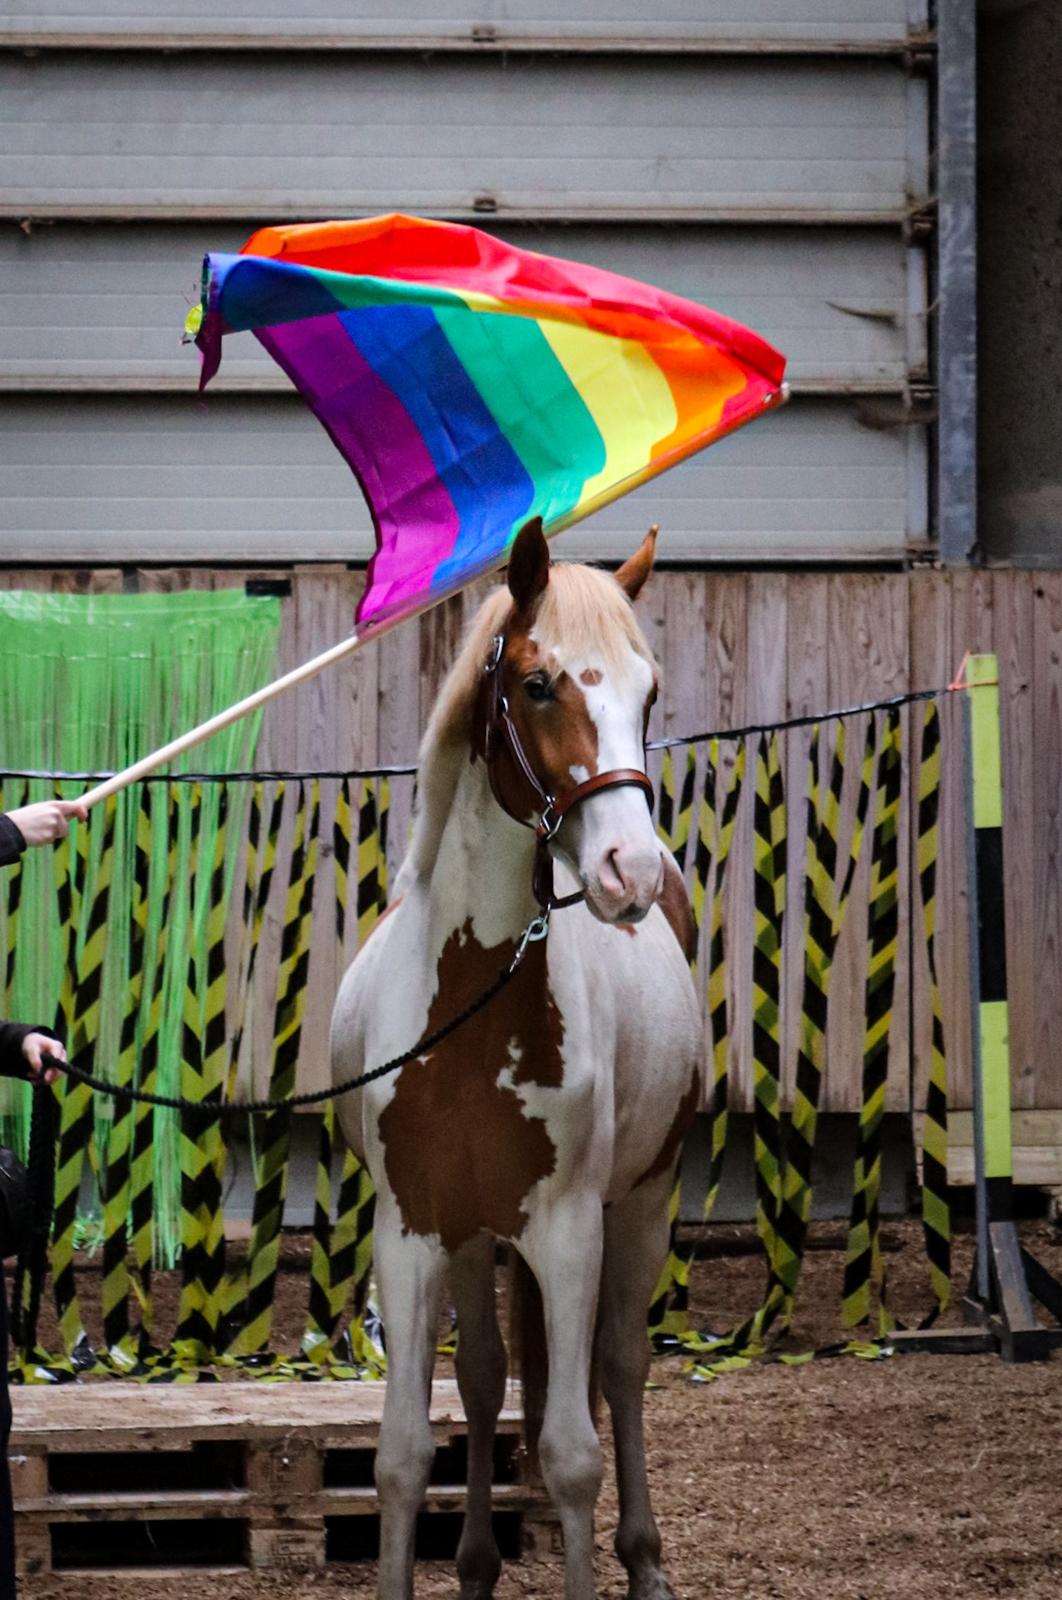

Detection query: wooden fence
xmin=1 ymin=563 xmax=1058 ymax=1118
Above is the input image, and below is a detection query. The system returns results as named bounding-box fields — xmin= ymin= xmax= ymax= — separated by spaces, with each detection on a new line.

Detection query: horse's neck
xmin=399 ymin=739 xmax=539 ymax=945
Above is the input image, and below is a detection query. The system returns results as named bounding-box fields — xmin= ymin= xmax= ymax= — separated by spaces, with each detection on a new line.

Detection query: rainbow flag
xmin=194 ymin=214 xmax=786 ymax=633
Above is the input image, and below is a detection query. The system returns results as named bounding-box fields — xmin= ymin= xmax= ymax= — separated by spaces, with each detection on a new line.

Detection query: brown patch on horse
xmin=579 ymin=668 xmax=603 ymax=687
xmin=379 ymin=920 xmax=565 ymax=1253
xmin=633 ymin=1067 xmax=701 ymax=1189
xmin=475 ymin=622 xmax=601 ymax=821
xmin=658 ymin=855 xmax=698 ymax=963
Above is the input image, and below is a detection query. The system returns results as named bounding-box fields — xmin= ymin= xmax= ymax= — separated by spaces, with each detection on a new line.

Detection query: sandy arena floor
xmin=22 ymin=1218 xmax=1062 ymax=1600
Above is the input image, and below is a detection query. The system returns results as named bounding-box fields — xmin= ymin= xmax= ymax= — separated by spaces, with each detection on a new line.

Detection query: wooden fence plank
xmin=783 ymin=575 xmax=829 ymax=1109
xmin=738 ymin=574 xmax=785 ymax=1116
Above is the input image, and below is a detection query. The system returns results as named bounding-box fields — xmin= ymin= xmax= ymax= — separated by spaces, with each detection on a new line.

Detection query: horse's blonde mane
xmin=397 ymin=563 xmax=656 ymax=887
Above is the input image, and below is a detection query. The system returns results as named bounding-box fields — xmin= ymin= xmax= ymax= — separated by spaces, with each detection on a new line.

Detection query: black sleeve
xmin=0 ymin=1022 xmax=61 ymax=1080
xmin=0 ymin=815 xmax=26 ymax=869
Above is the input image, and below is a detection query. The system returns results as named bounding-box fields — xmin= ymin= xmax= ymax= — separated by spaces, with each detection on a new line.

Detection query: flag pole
xmin=74 ymin=510 xmax=685 ymax=810
xmin=78 ymin=629 xmax=365 ymax=808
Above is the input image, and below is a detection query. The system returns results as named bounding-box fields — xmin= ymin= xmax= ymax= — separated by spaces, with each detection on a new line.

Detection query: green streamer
xmin=0 ymin=589 xmax=280 ymax=1264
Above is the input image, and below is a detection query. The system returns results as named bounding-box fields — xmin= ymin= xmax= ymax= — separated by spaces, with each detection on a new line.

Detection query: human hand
xmin=6 ymin=798 xmax=89 ymax=847
xmin=21 ymin=1034 xmax=64 ymax=1085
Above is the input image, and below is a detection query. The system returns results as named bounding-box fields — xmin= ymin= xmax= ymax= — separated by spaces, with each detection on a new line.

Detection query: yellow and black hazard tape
xmin=126 ymin=784 xmax=180 ymax=1359
xmin=657 ymin=746 xmax=677 ymax=856
xmin=917 ymin=703 xmax=951 ymax=1313
xmin=226 ymin=780 xmax=320 ymax=1361
xmin=702 ymin=744 xmax=746 ymax=1224
xmin=99 ymin=786 xmax=153 ymax=1367
xmin=357 ymin=777 xmax=389 ymax=947
xmin=52 ymin=798 xmax=117 ymax=1374
xmin=648 ymin=748 xmax=698 ymax=1346
xmin=225 ymin=780 xmax=285 ymax=1103
xmin=751 ymin=732 xmax=786 ymax=1295
xmin=6 ymin=685 xmax=953 ymax=1385
xmin=298 ymin=777 xmax=387 ymax=1377
xmin=771 ymin=719 xmax=874 ymax=1327
xmin=172 ymin=784 xmax=209 ymax=1361
xmin=843 ymin=710 xmax=902 ymax=1333
xmin=650 ymin=743 xmax=747 ymax=1350
xmin=173 ymin=784 xmax=231 ymax=1361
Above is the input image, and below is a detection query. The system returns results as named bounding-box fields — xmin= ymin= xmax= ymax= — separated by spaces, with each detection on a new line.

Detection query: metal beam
xmin=0 ymin=33 xmax=931 ymax=59
xmin=935 ymin=0 xmax=978 ymax=563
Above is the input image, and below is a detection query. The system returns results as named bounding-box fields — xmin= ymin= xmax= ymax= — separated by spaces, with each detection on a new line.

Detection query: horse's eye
xmin=524 ymin=673 xmax=554 ymax=704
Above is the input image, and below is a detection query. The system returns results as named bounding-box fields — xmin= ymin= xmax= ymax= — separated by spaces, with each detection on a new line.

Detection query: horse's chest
xmin=377 ymin=921 xmax=567 ymax=1253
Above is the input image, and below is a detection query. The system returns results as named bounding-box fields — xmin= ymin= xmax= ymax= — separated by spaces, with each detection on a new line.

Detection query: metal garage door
xmin=0 ymin=5 xmax=931 ymax=566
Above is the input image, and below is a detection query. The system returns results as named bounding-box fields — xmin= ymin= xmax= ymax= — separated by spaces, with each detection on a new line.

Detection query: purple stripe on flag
xmin=256 ymin=315 xmax=460 ymax=622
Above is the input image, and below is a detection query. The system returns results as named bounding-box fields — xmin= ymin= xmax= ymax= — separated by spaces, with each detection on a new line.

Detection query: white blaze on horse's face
xmin=530 ymin=632 xmax=664 ymax=925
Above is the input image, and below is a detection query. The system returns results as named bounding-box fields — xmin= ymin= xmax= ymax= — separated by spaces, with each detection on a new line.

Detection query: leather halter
xmin=481 ymin=632 xmax=655 ymax=912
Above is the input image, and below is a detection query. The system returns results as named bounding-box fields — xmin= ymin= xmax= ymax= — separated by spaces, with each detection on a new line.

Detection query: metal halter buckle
xmin=538 ymin=799 xmax=562 ymax=840
xmin=485 ymin=634 xmax=505 ymax=675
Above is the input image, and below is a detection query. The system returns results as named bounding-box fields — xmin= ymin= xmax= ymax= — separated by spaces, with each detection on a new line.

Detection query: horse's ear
xmin=507 ymin=517 xmax=550 ymax=613
xmin=615 ymin=525 xmax=658 ymax=601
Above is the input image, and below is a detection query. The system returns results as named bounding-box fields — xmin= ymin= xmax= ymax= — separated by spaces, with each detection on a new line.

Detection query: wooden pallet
xmin=11 ymin=1379 xmax=559 ymax=1577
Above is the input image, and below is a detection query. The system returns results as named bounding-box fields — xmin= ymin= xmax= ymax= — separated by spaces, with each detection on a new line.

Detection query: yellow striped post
xmin=961 ymin=655 xmax=1055 ymax=1359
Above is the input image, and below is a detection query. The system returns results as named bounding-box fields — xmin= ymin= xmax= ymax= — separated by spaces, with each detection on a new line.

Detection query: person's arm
xmin=0 ymin=1023 xmax=65 ymax=1083
xmin=2 ymin=799 xmax=88 ymax=860
xmin=0 ymin=813 xmax=25 ymax=867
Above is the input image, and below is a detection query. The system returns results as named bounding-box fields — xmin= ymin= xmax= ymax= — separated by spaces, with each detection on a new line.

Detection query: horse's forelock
xmin=530 ymin=564 xmax=655 ymax=679
xmin=424 ymin=565 xmax=653 ymax=756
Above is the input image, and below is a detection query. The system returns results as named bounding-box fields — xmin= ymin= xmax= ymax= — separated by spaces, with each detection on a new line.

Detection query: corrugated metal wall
xmin=0 ymin=3 xmax=932 ymax=564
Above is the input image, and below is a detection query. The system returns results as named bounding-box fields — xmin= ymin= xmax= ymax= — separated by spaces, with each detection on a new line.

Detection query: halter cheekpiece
xmin=482 ymin=632 xmax=654 ymax=912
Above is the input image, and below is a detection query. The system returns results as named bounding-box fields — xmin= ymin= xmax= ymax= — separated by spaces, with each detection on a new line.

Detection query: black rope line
xmin=39 ymin=922 xmax=545 ymax=1119
xmin=0 ymin=685 xmax=950 ymax=788
xmin=647 ymin=685 xmax=946 ymax=751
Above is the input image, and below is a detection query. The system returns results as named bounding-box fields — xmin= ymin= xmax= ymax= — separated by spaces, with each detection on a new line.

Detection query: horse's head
xmin=477 ymin=519 xmax=664 ymax=925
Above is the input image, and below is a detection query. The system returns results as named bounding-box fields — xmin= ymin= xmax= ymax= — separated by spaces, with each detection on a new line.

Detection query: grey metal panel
xmin=0 ymin=395 xmax=918 ymax=564
xmin=0 ymin=54 xmax=922 ymax=222
xmin=0 ymin=223 xmax=923 ymax=390
xmin=0 ymin=1 xmax=919 ymax=49
xmin=936 ymin=0 xmax=976 ymax=564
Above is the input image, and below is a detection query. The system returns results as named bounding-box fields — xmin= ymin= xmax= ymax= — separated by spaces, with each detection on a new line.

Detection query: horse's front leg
xmin=519 ymin=1192 xmax=605 ymax=1600
xmin=373 ymin=1203 xmax=447 ymax=1600
xmin=599 ymin=1172 xmax=676 ymax=1600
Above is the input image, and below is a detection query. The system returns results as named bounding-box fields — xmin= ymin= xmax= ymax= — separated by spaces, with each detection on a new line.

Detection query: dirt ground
xmin=21 ymin=1217 xmax=1062 ymax=1600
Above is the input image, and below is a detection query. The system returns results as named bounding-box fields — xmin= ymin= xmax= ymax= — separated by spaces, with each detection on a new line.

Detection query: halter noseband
xmin=481 ymin=632 xmax=655 ymax=912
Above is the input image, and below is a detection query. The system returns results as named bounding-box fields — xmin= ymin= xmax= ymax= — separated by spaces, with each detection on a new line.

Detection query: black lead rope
xmin=39 ymin=910 xmax=551 ymax=1122
xmin=9 ymin=912 xmax=549 ymax=1359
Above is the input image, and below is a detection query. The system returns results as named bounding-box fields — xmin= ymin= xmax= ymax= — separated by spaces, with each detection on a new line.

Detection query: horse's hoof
xmin=628 ymin=1577 xmax=677 ymax=1600
xmin=458 ymin=1586 xmax=497 ymax=1600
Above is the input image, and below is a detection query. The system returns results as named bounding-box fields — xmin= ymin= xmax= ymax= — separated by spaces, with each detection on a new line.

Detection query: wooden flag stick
xmin=79 ymin=630 xmax=364 ymax=809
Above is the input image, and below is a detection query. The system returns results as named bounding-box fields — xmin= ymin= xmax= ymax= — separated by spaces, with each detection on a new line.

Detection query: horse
xmin=331 ymin=517 xmax=702 ymax=1600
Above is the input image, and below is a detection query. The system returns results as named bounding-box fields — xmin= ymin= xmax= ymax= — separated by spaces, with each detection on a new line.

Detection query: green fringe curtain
xmin=0 ymin=590 xmax=280 ymax=1264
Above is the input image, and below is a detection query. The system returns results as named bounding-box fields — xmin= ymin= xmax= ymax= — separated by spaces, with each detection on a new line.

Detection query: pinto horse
xmin=332 ymin=519 xmax=702 ymax=1600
